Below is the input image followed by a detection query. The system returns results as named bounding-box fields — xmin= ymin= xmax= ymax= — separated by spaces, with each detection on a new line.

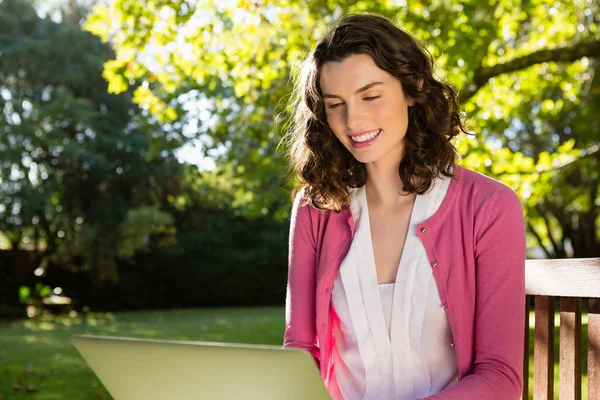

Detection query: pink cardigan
xmin=283 ymin=165 xmax=526 ymax=399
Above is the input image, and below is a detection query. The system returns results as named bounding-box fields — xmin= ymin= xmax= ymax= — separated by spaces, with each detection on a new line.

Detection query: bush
xmin=38 ymin=207 xmax=290 ymax=311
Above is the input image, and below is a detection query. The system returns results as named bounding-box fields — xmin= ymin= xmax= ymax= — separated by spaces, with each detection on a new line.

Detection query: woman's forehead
xmin=320 ymin=54 xmax=390 ymax=93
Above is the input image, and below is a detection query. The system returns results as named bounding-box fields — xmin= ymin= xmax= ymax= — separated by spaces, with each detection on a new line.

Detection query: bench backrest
xmin=524 ymin=258 xmax=600 ymax=400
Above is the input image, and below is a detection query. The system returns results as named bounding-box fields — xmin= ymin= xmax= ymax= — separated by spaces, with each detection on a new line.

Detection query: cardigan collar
xmin=342 ymin=165 xmax=462 ymax=238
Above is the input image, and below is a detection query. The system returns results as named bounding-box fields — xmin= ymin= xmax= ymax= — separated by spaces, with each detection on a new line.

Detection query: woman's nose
xmin=345 ymin=103 xmax=365 ymax=133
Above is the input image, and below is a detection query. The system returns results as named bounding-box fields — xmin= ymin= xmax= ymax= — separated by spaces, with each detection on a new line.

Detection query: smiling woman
xmin=281 ymin=13 xmax=526 ymax=400
xmin=285 ymin=14 xmax=468 ymax=212
xmin=320 ymin=56 xmax=415 ymax=163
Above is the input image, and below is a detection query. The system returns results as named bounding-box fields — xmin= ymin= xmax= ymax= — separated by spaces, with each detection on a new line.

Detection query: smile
xmin=348 ymin=129 xmax=382 ymax=149
xmin=349 ymin=129 xmax=381 ymax=142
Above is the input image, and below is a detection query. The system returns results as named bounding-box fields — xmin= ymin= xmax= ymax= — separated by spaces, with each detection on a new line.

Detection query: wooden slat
xmin=559 ymin=297 xmax=581 ymax=400
xmin=526 ymin=258 xmax=600 ymax=297
xmin=589 ymin=298 xmax=600 ymax=400
xmin=523 ymin=296 xmax=530 ymax=400
xmin=534 ymin=296 xmax=554 ymax=400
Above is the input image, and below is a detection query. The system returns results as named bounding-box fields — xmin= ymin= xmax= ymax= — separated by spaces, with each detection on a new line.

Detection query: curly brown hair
xmin=283 ymin=14 xmax=469 ymax=211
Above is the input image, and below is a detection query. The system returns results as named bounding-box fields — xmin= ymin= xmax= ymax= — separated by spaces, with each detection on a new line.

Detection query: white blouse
xmin=330 ymin=176 xmax=459 ymax=400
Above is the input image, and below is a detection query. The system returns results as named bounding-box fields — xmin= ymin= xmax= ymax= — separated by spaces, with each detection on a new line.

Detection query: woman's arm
xmin=282 ymin=190 xmax=321 ymax=369
xmin=422 ymin=186 xmax=526 ymax=400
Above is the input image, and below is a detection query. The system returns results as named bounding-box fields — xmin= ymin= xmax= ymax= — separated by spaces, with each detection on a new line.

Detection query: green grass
xmin=0 ymin=307 xmax=286 ymax=399
xmin=0 ymin=308 xmax=590 ymax=399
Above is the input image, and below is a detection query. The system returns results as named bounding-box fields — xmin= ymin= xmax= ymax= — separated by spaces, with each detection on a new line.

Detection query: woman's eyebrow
xmin=322 ymin=81 xmax=385 ymax=99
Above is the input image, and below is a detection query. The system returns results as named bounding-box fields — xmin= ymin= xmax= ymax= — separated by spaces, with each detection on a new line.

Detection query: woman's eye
xmin=364 ymin=96 xmax=380 ymax=101
xmin=327 ymin=102 xmax=343 ymax=109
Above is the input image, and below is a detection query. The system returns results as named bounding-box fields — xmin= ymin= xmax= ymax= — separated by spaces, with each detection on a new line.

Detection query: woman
xmin=282 ymin=14 xmax=526 ymax=400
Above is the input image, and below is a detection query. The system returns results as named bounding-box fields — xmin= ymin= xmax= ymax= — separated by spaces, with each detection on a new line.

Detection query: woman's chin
xmin=351 ymin=153 xmax=379 ymax=164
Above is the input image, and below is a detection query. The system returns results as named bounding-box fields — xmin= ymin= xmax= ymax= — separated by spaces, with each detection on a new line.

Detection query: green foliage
xmin=0 ymin=0 xmax=182 ymax=282
xmin=2 ymin=0 xmax=599 ymax=316
xmin=85 ymin=0 xmax=600 ymax=257
xmin=18 ymin=286 xmax=30 ymax=302
xmin=117 ymin=206 xmax=174 ymax=259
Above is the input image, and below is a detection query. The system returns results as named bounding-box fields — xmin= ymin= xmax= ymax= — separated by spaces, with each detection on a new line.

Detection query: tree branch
xmin=526 ymin=220 xmax=553 ymax=258
xmin=535 ymin=204 xmax=562 ymax=257
xmin=9 ymin=231 xmax=22 ymax=251
xmin=586 ymin=177 xmax=600 ymax=220
xmin=459 ymin=39 xmax=600 ymax=103
xmin=494 ymin=143 xmax=599 ymax=180
xmin=552 ymin=143 xmax=600 ymax=172
xmin=583 ymin=178 xmax=600 ymax=256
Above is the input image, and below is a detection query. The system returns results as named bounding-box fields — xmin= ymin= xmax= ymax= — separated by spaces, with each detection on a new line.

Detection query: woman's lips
xmin=348 ymin=129 xmax=382 ymax=149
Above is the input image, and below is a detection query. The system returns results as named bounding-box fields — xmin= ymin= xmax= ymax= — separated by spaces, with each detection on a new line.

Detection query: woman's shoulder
xmin=291 ymin=186 xmax=335 ymax=218
xmin=454 ymin=165 xmax=522 ymax=211
xmin=292 ymin=186 xmax=354 ymax=212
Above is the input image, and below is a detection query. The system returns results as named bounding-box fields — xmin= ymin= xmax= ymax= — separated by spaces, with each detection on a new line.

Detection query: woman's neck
xmin=364 ymin=158 xmax=414 ymax=210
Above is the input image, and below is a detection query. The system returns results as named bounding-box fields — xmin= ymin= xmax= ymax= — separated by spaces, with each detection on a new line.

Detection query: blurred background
xmin=0 ymin=0 xmax=598 ymax=398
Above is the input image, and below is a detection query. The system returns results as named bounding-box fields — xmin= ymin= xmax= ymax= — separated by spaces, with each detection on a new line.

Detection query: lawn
xmin=0 ymin=307 xmax=285 ymax=399
xmin=0 ymin=308 xmax=590 ymax=399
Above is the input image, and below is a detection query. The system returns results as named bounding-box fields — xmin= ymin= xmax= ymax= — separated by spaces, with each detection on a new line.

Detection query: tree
xmin=0 ymin=0 xmax=179 ymax=286
xmin=83 ymin=0 xmax=599 ymax=257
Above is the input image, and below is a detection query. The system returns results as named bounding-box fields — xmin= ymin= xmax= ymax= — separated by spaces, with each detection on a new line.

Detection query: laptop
xmin=71 ymin=335 xmax=331 ymax=400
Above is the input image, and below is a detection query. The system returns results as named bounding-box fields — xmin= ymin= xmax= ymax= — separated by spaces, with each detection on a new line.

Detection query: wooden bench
xmin=524 ymin=258 xmax=600 ymax=399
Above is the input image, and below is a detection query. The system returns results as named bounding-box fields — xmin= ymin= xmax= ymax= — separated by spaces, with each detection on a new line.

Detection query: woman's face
xmin=319 ymin=53 xmax=415 ymax=165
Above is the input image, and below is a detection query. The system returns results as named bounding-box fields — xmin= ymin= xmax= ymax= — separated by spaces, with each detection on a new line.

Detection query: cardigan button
xmin=420 ymin=227 xmax=427 ymax=233
xmin=431 ymin=261 xmax=438 ymax=267
xmin=441 ymin=303 xmax=448 ymax=309
xmin=450 ymin=342 xmax=455 ymax=347
xmin=455 ymin=377 xmax=460 ymax=382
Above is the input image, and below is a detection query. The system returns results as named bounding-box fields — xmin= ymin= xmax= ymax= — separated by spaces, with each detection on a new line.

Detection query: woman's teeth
xmin=351 ymin=129 xmax=381 ymax=142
